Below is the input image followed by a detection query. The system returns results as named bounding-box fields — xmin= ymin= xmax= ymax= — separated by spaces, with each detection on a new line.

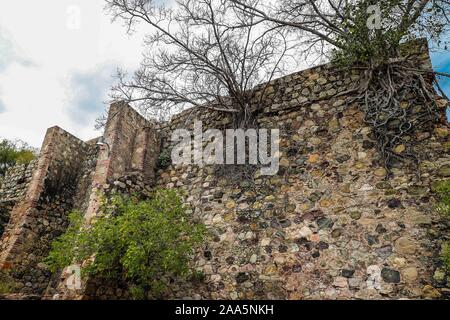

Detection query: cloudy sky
xmin=0 ymin=0 xmax=148 ymax=147
xmin=0 ymin=0 xmax=449 ymax=148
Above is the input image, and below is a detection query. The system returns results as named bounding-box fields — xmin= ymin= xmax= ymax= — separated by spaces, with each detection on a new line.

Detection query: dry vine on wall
xmin=341 ymin=59 xmax=448 ymax=176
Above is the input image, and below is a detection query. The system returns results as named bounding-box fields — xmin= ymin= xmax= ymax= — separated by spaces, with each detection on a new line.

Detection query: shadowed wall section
xmin=0 ymin=127 xmax=97 ymax=296
xmin=44 ymin=102 xmax=160 ymax=299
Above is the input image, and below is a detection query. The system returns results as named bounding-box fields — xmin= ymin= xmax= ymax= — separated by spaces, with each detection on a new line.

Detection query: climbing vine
xmin=337 ymin=57 xmax=444 ymax=173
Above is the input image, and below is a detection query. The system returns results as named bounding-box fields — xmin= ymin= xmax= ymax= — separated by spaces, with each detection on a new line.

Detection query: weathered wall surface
xmin=1 ymin=40 xmax=449 ymax=300
xmin=0 ymin=161 xmax=36 ymax=203
xmin=0 ymin=203 xmax=13 ymax=238
xmin=44 ymin=102 xmax=160 ymax=300
xmin=155 ymin=42 xmax=450 ymax=300
xmin=0 ymin=127 xmax=99 ymax=296
xmin=0 ymin=161 xmax=36 ymax=237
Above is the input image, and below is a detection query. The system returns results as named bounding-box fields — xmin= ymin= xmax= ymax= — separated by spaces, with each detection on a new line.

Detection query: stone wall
xmin=44 ymin=102 xmax=160 ymax=300
xmin=1 ymin=40 xmax=449 ymax=300
xmin=0 ymin=201 xmax=14 ymax=238
xmin=0 ymin=127 xmax=99 ymax=296
xmin=154 ymin=41 xmax=450 ymax=299
xmin=0 ymin=161 xmax=36 ymax=202
xmin=0 ymin=161 xmax=36 ymax=237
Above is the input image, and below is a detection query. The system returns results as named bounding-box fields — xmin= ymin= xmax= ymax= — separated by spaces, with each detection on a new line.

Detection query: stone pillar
xmin=84 ymin=102 xmax=158 ymax=221
xmin=47 ymin=102 xmax=160 ymax=299
xmin=0 ymin=127 xmax=91 ymax=296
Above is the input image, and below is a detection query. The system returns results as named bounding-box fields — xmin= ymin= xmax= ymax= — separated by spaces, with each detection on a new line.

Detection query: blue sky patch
xmin=0 ymin=29 xmax=34 ymax=72
xmin=67 ymin=64 xmax=117 ymax=126
xmin=430 ymin=34 xmax=450 ymax=121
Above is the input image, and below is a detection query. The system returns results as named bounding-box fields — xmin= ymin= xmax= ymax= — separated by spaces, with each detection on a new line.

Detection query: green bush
xmin=0 ymin=138 xmax=36 ymax=176
xmin=435 ymin=180 xmax=450 ymax=272
xmin=0 ymin=270 xmax=15 ymax=295
xmin=331 ymin=0 xmax=446 ymax=67
xmin=157 ymin=148 xmax=172 ymax=169
xmin=46 ymin=189 xmax=206 ymax=298
xmin=435 ymin=180 xmax=450 ymax=219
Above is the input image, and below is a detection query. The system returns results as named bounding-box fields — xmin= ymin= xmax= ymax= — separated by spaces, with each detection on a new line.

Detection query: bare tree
xmin=230 ymin=0 xmax=450 ymax=172
xmin=105 ymin=0 xmax=295 ymax=127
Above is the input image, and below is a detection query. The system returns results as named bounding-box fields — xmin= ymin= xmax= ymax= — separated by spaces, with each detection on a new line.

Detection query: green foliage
xmin=435 ymin=179 xmax=450 ymax=272
xmin=435 ymin=179 xmax=450 ymax=220
xmin=46 ymin=189 xmax=206 ymax=298
xmin=332 ymin=0 xmax=449 ymax=66
xmin=0 ymin=270 xmax=15 ymax=295
xmin=45 ymin=210 xmax=86 ymax=271
xmin=333 ymin=1 xmax=395 ymax=65
xmin=443 ymin=243 xmax=450 ymax=273
xmin=0 ymin=138 xmax=36 ymax=176
xmin=157 ymin=148 xmax=172 ymax=169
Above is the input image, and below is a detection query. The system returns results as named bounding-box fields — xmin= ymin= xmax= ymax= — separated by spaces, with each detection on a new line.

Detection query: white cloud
xmin=0 ymin=0 xmax=148 ymax=147
xmin=0 ymin=29 xmax=34 ymax=72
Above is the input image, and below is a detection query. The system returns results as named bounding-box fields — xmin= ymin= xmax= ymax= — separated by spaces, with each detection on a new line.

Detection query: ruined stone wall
xmin=0 ymin=107 xmax=160 ymax=298
xmin=71 ymin=141 xmax=100 ymax=213
xmin=0 ymin=161 xmax=36 ymax=237
xmin=102 ymin=102 xmax=159 ymax=181
xmin=44 ymin=102 xmax=160 ymax=300
xmin=154 ymin=42 xmax=450 ymax=300
xmin=1 ymin=40 xmax=449 ymax=300
xmin=0 ymin=160 xmax=36 ymax=202
xmin=0 ymin=127 xmax=99 ymax=296
xmin=0 ymin=203 xmax=13 ymax=238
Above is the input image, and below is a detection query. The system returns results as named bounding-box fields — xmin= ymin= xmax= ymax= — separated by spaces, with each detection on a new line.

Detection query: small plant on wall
xmin=45 ymin=189 xmax=207 ymax=299
xmin=157 ymin=148 xmax=172 ymax=170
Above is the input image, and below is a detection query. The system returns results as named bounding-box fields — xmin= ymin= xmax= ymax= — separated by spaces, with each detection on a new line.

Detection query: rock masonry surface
xmin=1 ymin=40 xmax=449 ymax=300
xmin=155 ymin=45 xmax=450 ymax=299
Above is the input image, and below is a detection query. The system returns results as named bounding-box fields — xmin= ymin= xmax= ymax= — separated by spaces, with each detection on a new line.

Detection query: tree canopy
xmin=231 ymin=0 xmax=450 ymax=65
xmin=106 ymin=0 xmax=449 ymax=126
xmin=0 ymin=139 xmax=36 ymax=176
xmin=106 ymin=0 xmax=297 ymax=127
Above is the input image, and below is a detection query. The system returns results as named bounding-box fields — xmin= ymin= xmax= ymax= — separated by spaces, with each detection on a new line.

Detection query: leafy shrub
xmin=46 ymin=189 xmax=206 ymax=298
xmin=0 ymin=270 xmax=15 ymax=295
xmin=0 ymin=138 xmax=36 ymax=176
xmin=331 ymin=0 xmax=448 ymax=67
xmin=435 ymin=179 xmax=450 ymax=219
xmin=435 ymin=180 xmax=450 ymax=272
xmin=157 ymin=148 xmax=172 ymax=169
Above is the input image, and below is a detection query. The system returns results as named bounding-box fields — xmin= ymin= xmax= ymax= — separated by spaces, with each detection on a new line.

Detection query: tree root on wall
xmin=341 ymin=60 xmax=448 ymax=176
